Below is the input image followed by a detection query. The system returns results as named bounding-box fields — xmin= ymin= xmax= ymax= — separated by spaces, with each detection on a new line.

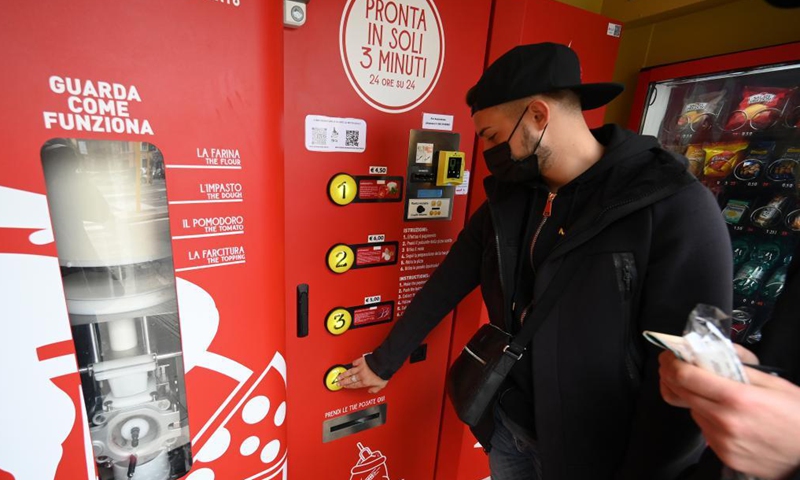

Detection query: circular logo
xmin=340 ymin=0 xmax=444 ymax=113
xmin=326 ymin=308 xmax=353 ymax=335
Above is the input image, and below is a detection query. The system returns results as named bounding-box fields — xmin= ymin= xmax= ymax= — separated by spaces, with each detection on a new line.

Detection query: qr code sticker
xmin=345 ymin=130 xmax=360 ymax=147
xmin=311 ymin=127 xmax=327 ymax=146
xmin=607 ymin=23 xmax=622 ymax=37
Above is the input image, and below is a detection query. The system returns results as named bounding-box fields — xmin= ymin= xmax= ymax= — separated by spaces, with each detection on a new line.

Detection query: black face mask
xmin=483 ymin=108 xmax=548 ymax=183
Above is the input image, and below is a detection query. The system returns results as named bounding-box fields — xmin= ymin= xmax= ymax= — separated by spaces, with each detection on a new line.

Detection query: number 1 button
xmin=328 ymin=173 xmax=357 ymax=206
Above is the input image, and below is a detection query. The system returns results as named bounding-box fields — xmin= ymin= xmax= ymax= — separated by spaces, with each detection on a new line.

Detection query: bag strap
xmin=502 ymin=258 xmax=578 ymax=361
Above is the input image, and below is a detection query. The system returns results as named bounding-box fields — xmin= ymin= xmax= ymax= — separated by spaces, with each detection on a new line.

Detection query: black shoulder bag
xmin=446 ymin=263 xmax=573 ymax=427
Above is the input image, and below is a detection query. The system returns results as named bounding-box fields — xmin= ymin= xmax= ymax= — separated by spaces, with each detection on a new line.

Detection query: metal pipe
xmin=89 ymin=323 xmax=101 ymax=364
xmin=141 ymin=316 xmax=152 ymax=354
xmin=155 ymin=351 xmax=182 ymax=361
xmin=79 ymin=351 xmax=182 ymax=374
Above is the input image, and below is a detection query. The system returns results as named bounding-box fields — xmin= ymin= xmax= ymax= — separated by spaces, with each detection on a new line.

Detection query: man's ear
xmin=526 ymin=98 xmax=550 ymax=129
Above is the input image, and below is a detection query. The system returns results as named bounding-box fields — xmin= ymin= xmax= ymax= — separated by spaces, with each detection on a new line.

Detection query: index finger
xmin=336 ymin=362 xmax=365 ymax=381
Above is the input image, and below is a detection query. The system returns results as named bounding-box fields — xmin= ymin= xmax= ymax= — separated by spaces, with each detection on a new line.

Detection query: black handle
xmin=127 ymin=454 xmax=137 ymax=478
xmin=297 ymin=284 xmax=309 ymax=338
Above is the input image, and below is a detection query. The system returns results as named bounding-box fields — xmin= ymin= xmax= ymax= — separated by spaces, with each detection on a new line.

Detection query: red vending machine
xmin=630 ymin=42 xmax=800 ymax=343
xmin=282 ymin=0 xmax=492 ymax=478
xmin=435 ymin=1 xmax=624 ymax=478
xmin=0 ymin=2 xmax=287 ymax=479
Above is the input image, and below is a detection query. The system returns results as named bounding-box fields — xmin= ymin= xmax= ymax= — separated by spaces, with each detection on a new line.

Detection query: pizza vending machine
xmin=282 ymin=0 xmax=492 ymax=478
xmin=631 ymin=43 xmax=800 ymax=344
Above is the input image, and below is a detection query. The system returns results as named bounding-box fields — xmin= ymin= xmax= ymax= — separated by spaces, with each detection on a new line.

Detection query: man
xmin=339 ymin=43 xmax=732 ymax=479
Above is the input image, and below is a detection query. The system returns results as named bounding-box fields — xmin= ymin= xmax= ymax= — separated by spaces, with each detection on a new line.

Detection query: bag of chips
xmin=703 ymin=142 xmax=748 ymax=177
xmin=677 ymin=90 xmax=726 ymax=132
xmin=725 ymin=87 xmax=794 ymax=131
xmin=685 ymin=144 xmax=706 ymax=179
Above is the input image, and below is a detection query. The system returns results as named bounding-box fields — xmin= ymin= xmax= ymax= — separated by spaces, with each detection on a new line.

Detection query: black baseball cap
xmin=468 ymin=42 xmax=624 ymax=114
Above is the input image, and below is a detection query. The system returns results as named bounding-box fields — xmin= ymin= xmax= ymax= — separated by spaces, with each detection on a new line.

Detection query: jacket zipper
xmin=622 ymin=262 xmax=633 ymax=298
xmin=488 ymin=207 xmax=508 ymax=326
xmin=530 ymin=192 xmax=557 ymax=269
xmin=519 ymin=192 xmax=557 ymax=325
xmin=614 ymin=252 xmax=642 ymax=388
xmin=492 ymin=225 xmax=505 ymax=299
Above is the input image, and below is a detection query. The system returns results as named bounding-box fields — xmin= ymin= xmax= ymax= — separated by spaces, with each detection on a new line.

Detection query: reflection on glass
xmin=41 ymin=139 xmax=190 ymax=480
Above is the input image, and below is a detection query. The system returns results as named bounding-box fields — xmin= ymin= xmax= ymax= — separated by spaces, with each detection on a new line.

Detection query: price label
xmin=326 ymin=241 xmax=398 ymax=273
xmin=329 ymin=173 xmax=403 ymax=204
xmin=324 ymin=301 xmax=396 ymax=331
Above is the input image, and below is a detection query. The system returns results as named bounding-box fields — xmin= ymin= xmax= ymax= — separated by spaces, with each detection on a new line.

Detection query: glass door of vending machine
xmin=638 ymin=60 xmax=800 ymax=344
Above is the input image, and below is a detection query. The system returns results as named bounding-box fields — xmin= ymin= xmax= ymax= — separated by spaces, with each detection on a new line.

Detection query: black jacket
xmin=366 ymin=125 xmax=733 ymax=479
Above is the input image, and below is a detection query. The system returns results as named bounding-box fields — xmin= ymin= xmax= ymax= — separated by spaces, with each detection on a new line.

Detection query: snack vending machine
xmin=0 ymin=2 xmax=287 ymax=479
xmin=282 ymin=0 xmax=493 ymax=478
xmin=435 ymin=1 xmax=624 ymax=478
xmin=631 ymin=42 xmax=800 ymax=344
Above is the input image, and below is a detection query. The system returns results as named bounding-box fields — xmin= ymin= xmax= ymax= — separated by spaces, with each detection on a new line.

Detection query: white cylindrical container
xmin=42 ymin=141 xmax=172 ymax=267
xmin=109 ymin=319 xmax=138 ymax=352
xmin=94 ymin=355 xmax=156 ymax=398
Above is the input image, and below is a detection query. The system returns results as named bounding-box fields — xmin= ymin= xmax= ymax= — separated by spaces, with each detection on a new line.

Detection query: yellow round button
xmin=326 ymin=308 xmax=353 ymax=335
xmin=328 ymin=173 xmax=357 ymax=206
xmin=327 ymin=244 xmax=355 ymax=274
xmin=324 ymin=365 xmax=348 ymax=392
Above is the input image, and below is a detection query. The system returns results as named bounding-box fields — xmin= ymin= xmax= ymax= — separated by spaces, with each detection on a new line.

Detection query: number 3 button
xmin=326 ymin=308 xmax=353 ymax=335
xmin=327 ymin=244 xmax=354 ymax=274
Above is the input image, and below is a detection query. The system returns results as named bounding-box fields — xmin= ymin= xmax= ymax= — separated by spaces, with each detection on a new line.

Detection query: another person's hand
xmin=336 ymin=356 xmax=389 ymax=394
xmin=659 ymin=349 xmax=800 ymax=479
xmin=659 ymin=344 xmax=758 ymax=408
